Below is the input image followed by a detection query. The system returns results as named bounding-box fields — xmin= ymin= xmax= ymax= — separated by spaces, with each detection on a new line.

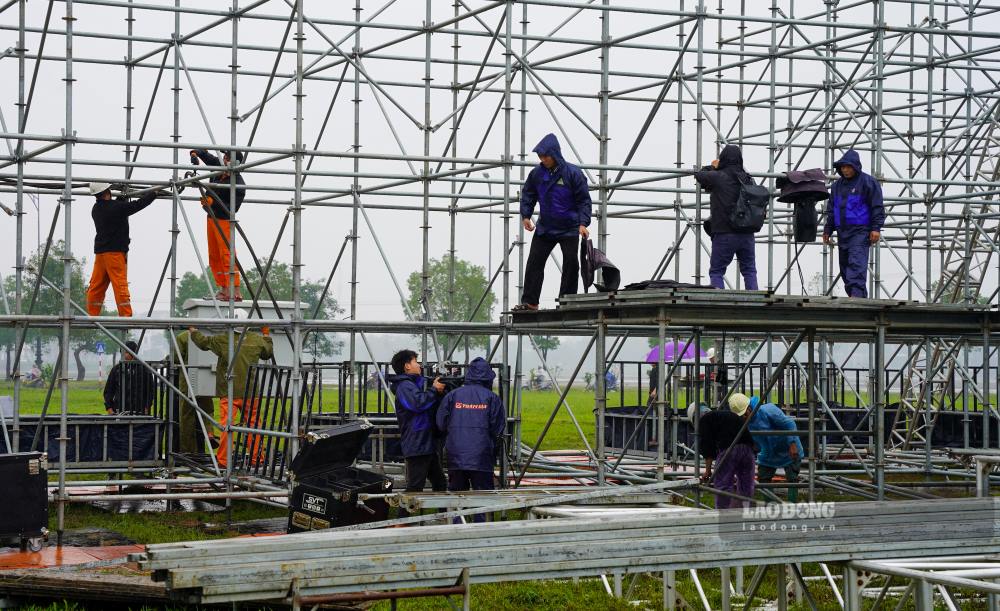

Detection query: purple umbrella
xmin=645 ymin=341 xmax=707 ymax=363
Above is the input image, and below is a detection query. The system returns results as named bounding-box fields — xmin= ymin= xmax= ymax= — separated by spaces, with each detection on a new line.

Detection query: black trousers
xmin=404 ymin=453 xmax=447 ymax=492
xmin=521 ymin=234 xmax=579 ymax=305
xmin=447 ymin=469 xmax=495 ymax=492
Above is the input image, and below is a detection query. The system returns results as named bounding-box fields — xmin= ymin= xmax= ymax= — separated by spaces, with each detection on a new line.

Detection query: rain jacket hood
xmin=388 ymin=372 xmax=441 ymax=457
xmin=437 ymin=358 xmax=506 ymax=472
xmin=532 ymin=133 xmax=566 ymax=166
xmin=464 ymin=357 xmax=496 ymax=388
xmin=717 ymin=144 xmax=744 ymax=171
xmin=833 ymin=149 xmax=863 ymax=177
xmin=823 ymin=149 xmax=885 ymax=234
xmin=694 ymin=145 xmax=754 ymax=235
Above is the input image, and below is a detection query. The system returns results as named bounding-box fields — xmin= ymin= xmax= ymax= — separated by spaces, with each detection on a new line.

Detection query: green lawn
xmin=0 ymin=380 xmax=108 ymax=415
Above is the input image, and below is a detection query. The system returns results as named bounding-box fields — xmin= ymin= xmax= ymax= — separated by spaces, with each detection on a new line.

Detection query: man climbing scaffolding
xmin=190 ymin=148 xmax=247 ymax=302
xmin=86 ymin=182 xmax=165 ymax=316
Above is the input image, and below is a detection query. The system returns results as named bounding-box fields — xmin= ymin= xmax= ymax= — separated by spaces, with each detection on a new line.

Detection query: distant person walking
xmin=822 ymin=149 xmax=885 ymax=298
xmin=515 ymin=133 xmax=592 ymax=311
xmin=695 ymin=145 xmax=759 ymax=290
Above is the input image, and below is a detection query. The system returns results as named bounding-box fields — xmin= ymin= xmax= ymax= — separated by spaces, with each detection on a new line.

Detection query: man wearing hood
xmin=822 ymin=149 xmax=885 ymax=298
xmin=694 ymin=145 xmax=759 ymax=290
xmin=515 ymin=133 xmax=593 ymax=310
xmin=388 ymin=349 xmax=447 ymax=493
xmin=436 ymin=358 xmax=506 ymax=497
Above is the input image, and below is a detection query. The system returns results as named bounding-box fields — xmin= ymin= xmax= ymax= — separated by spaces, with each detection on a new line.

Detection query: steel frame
xmin=0 ymin=2 xmax=999 ymax=592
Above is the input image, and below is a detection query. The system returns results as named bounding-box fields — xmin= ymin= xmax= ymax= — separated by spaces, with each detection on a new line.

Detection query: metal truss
xmin=0 ymin=0 xmax=998 ymax=581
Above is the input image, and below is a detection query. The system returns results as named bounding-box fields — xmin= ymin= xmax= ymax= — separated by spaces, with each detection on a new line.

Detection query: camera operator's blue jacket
xmin=520 ymin=133 xmax=593 ymax=239
xmin=388 ymin=373 xmax=441 ymax=458
xmin=436 ymin=358 xmax=507 ymax=472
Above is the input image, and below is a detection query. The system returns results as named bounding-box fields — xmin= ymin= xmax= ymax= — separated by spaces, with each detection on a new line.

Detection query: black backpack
xmin=728 ymin=175 xmax=770 ymax=233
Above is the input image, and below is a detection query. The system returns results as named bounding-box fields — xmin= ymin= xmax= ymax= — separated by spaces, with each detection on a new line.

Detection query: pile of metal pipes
xmin=135 ymin=497 xmax=1000 ymax=605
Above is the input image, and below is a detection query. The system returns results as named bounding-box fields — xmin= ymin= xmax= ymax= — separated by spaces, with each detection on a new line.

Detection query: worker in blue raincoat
xmin=822 ymin=149 xmax=885 ymax=298
xmin=436 ymin=358 xmax=506 ymax=497
xmin=388 ymin=349 xmax=447 ymax=493
xmin=729 ymin=392 xmax=803 ymax=502
xmin=515 ymin=133 xmax=593 ymax=310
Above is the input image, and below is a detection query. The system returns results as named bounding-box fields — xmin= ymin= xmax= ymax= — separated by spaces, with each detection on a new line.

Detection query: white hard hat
xmin=231 ymin=308 xmax=249 ymax=332
xmin=707 ymin=347 xmax=716 ymax=359
xmin=88 ymin=182 xmax=112 ymax=196
xmin=687 ymin=402 xmax=707 ymax=421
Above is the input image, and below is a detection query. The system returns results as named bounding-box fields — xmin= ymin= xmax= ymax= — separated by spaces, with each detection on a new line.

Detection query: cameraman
xmin=388 ymin=349 xmax=447 ymax=493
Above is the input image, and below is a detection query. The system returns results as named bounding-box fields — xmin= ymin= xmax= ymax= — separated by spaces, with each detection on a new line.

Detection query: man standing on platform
xmin=822 ymin=149 xmax=885 ymax=298
xmin=694 ymin=145 xmax=759 ymax=291
xmin=514 ymin=133 xmax=592 ymax=311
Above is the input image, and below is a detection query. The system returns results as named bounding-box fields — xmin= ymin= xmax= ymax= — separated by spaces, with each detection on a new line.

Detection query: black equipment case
xmin=287 ymin=420 xmax=393 ymax=533
xmin=0 ymin=452 xmax=49 ymax=551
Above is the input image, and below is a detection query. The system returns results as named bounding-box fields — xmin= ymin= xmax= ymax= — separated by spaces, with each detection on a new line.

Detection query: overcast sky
xmin=2 ymin=1 xmax=998 ymax=370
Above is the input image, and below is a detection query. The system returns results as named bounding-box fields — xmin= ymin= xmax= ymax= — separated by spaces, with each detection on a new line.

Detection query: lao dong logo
xmin=740 ymin=502 xmax=836 ymax=533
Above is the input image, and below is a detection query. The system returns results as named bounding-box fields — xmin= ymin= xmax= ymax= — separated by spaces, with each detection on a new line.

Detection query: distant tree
xmin=173 ymin=269 xmax=216 ymax=314
xmin=533 ymin=336 xmax=561 ymax=361
xmin=4 ymin=241 xmax=107 ymax=380
xmin=404 ymin=254 xmax=496 ymax=353
xmin=647 ymin=336 xmax=715 ymax=351
xmin=930 ymin=279 xmax=990 ymax=305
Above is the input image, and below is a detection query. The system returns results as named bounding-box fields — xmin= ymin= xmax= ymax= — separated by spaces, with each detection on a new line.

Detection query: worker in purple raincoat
xmin=436 ymin=358 xmax=506 ymax=494
xmin=515 ymin=133 xmax=593 ymax=310
xmin=822 ymin=150 xmax=885 ymax=298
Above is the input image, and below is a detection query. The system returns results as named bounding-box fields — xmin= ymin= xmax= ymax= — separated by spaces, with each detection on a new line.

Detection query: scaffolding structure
xmin=0 ymin=0 xmax=999 ymax=582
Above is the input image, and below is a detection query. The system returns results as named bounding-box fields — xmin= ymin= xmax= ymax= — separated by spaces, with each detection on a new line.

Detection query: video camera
xmin=436 ymin=376 xmax=465 ymax=393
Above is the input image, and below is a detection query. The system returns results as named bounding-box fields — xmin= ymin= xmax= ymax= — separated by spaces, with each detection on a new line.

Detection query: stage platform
xmin=510 ymin=289 xmax=998 ymax=338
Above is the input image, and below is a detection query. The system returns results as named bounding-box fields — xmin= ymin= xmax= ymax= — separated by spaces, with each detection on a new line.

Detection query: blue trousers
xmin=837 ymin=226 xmax=870 ymax=298
xmin=709 ymin=233 xmax=758 ymax=290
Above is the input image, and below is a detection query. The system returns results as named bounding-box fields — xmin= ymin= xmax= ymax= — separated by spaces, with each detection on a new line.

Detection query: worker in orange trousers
xmin=190 ymin=149 xmax=246 ymax=301
xmin=189 ymin=324 xmax=273 ymax=468
xmin=86 ymin=182 xmax=163 ymax=316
